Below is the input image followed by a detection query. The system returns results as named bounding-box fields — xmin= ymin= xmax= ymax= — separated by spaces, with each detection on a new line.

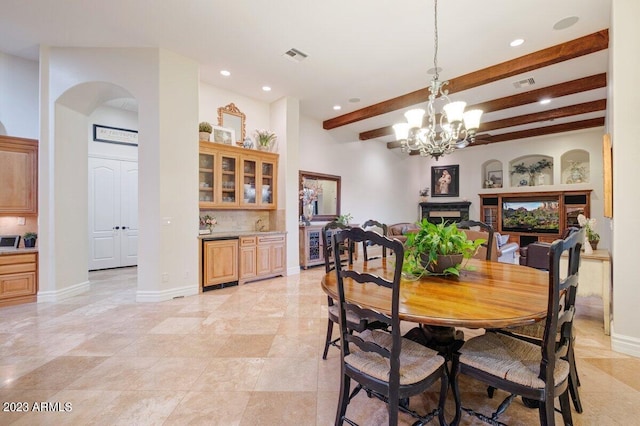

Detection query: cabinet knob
xmin=113 ymin=226 xmax=120 ymax=230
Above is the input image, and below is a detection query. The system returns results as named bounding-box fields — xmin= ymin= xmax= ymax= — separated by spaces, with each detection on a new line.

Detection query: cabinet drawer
xmin=240 ymin=236 xmax=257 ymax=246
xmin=258 ymin=234 xmax=285 ymax=245
xmin=0 ymin=253 xmax=37 ymax=266
xmin=0 ymin=262 xmax=36 ymax=275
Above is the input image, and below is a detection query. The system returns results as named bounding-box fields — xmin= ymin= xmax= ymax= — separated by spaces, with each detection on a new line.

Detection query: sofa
xmin=387 ymin=222 xmax=420 ymax=245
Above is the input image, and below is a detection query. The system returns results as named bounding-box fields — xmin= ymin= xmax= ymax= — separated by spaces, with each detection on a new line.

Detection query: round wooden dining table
xmin=321 ymin=258 xmax=549 ymax=330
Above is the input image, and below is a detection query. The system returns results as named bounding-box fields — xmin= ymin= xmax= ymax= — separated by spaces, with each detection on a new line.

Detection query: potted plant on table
xmin=199 ymin=122 xmax=212 ymax=141
xmin=254 ymin=129 xmax=277 ymax=151
xmin=23 ymin=232 xmax=37 ymax=248
xmin=336 ymin=213 xmax=353 ymax=226
xmin=510 ymin=159 xmax=552 ymax=186
xmin=402 ymin=219 xmax=485 ymax=278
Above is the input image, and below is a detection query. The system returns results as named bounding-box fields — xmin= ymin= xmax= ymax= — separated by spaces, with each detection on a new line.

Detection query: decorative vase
xmin=421 ymin=254 xmax=464 ymax=275
xmin=24 ymin=238 xmax=36 ymax=248
xmin=258 ymin=141 xmax=272 ymax=151
xmin=304 ymin=202 xmax=314 ymax=222
xmin=199 ymin=132 xmax=211 ymax=141
xmin=583 ymin=239 xmax=593 ymax=254
xmin=589 ymin=240 xmax=599 ymax=251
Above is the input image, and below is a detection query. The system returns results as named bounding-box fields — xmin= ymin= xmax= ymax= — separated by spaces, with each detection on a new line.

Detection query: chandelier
xmin=393 ymin=0 xmax=482 ymax=160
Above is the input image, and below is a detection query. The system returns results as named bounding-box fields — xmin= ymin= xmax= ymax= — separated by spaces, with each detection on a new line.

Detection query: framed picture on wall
xmin=431 ymin=165 xmax=459 ymax=197
xmin=93 ymin=124 xmax=138 ymax=146
xmin=212 ymin=126 xmax=235 ymax=145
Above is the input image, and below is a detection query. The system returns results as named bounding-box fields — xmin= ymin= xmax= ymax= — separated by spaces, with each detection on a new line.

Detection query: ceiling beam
xmin=365 ymin=73 xmax=607 ymax=141
xmin=324 ymin=29 xmax=609 ymax=130
xmin=406 ymin=118 xmax=605 ymax=155
xmin=473 ymin=118 xmax=605 ymax=145
xmin=480 ymin=99 xmax=606 ymax=132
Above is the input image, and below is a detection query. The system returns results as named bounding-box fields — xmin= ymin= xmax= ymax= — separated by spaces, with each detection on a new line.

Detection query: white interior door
xmin=88 ymin=157 xmax=138 ymax=270
xmin=120 ymin=161 xmax=138 ymax=267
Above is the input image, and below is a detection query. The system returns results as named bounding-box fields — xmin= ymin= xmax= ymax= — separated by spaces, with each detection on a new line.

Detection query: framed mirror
xmin=299 ymin=170 xmax=341 ymax=221
xmin=217 ymin=103 xmax=246 ymax=145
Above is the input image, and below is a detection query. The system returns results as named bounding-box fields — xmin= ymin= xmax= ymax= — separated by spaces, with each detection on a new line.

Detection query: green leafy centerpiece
xmin=402 ymin=219 xmax=485 ymax=278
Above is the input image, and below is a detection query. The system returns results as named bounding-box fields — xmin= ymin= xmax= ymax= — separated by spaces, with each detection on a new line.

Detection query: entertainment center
xmin=479 ymin=190 xmax=591 ymax=246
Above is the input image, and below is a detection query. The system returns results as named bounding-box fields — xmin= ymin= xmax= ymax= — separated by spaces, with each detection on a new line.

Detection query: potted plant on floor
xmin=23 ymin=232 xmax=37 ymax=248
xmin=402 ymin=219 xmax=484 ymax=278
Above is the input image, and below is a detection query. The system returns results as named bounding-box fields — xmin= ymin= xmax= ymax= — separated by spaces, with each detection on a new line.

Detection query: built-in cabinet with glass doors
xmin=199 ymin=142 xmax=278 ymax=210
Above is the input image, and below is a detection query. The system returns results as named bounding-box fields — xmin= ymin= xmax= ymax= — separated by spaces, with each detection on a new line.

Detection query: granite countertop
xmin=0 ymin=247 xmax=38 ymax=256
xmin=199 ymin=230 xmax=286 ymax=240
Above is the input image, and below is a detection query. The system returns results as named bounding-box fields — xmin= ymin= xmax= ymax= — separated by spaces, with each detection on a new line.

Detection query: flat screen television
xmin=502 ymin=199 xmax=560 ymax=233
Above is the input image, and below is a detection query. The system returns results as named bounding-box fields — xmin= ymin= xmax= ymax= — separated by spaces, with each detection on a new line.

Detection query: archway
xmin=49 ymin=81 xmax=138 ymax=297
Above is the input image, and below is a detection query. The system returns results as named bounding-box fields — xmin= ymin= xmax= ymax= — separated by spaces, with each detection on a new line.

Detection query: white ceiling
xmin=0 ymin=0 xmax=611 ymax=140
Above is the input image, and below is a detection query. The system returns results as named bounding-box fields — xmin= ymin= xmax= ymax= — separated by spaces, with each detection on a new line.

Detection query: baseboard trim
xmin=287 ymin=266 xmax=301 ymax=276
xmin=37 ymin=280 xmax=90 ymax=302
xmin=136 ymin=285 xmax=199 ymax=303
xmin=610 ymin=324 xmax=640 ymax=357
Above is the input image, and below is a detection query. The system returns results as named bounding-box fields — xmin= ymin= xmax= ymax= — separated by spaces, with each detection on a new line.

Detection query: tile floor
xmin=1 ymin=266 xmax=639 ymax=425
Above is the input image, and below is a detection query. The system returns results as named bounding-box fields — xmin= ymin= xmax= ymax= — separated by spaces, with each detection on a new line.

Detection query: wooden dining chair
xmin=321 ymin=221 xmax=366 ymax=360
xmin=451 ymin=227 xmax=584 ymax=426
xmin=333 ymin=227 xmax=448 ymax=426
xmin=494 ymin=226 xmax=583 ymax=413
xmin=456 ymin=220 xmax=495 ymax=261
xmin=361 ymin=219 xmax=388 ymax=261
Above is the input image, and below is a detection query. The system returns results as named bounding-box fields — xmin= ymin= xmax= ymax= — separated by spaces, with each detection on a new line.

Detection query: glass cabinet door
xmin=261 ymin=161 xmax=275 ymax=206
xmin=241 ymin=158 xmax=257 ymax=207
xmin=199 ymin=152 xmax=215 ymax=205
xmin=219 ymin=154 xmax=238 ymax=205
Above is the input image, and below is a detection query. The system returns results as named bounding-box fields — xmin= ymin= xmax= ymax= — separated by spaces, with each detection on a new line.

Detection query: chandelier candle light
xmin=393 ymin=0 xmax=482 ymax=160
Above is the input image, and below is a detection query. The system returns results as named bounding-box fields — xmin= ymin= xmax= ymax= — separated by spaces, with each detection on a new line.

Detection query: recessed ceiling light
xmin=333 ymin=105 xmax=342 ymax=111
xmin=553 ymin=16 xmax=579 ymax=30
xmin=540 ymin=99 xmax=552 ymax=105
xmin=510 ymin=38 xmax=524 ymax=47
xmin=220 ymin=70 xmax=231 ymax=77
xmin=262 ymin=86 xmax=271 ymax=92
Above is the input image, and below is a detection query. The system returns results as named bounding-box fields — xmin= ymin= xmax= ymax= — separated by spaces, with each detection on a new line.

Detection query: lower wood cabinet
xmin=202 ymin=239 xmax=238 ymax=288
xmin=299 ymin=225 xmax=324 ymax=269
xmin=0 ymin=252 xmax=38 ymax=307
xmin=239 ymin=233 xmax=286 ymax=284
xmin=239 ymin=236 xmax=257 ymax=281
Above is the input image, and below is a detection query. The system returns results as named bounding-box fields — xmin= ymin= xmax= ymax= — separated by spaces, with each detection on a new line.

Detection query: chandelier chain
xmin=433 ymin=0 xmax=439 ymax=80
xmin=392 ymin=0 xmax=482 ymax=160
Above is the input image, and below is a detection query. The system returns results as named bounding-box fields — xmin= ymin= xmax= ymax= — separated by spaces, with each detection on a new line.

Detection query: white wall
xmin=0 ymin=52 xmax=39 ymax=138
xmin=610 ymin=0 xmax=640 ymax=357
xmin=39 ymin=47 xmax=199 ymax=302
xmin=299 ymin=115 xmax=421 ymax=226
xmin=199 ymin=83 xmax=271 ymax=145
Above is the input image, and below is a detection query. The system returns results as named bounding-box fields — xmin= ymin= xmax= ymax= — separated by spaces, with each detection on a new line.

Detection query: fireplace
xmin=420 ymin=201 xmax=471 ymax=225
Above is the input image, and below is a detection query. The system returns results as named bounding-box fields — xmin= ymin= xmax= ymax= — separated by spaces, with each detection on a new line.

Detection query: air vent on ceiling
xmin=283 ymin=48 xmax=309 ymax=63
xmin=513 ymin=77 xmax=536 ymax=89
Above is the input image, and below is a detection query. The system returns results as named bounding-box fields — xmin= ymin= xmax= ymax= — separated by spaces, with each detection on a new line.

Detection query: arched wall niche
xmin=508 ymin=154 xmax=554 ymax=187
xmin=561 ymin=149 xmax=590 ymax=184
xmin=481 ymin=159 xmax=503 ymax=189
